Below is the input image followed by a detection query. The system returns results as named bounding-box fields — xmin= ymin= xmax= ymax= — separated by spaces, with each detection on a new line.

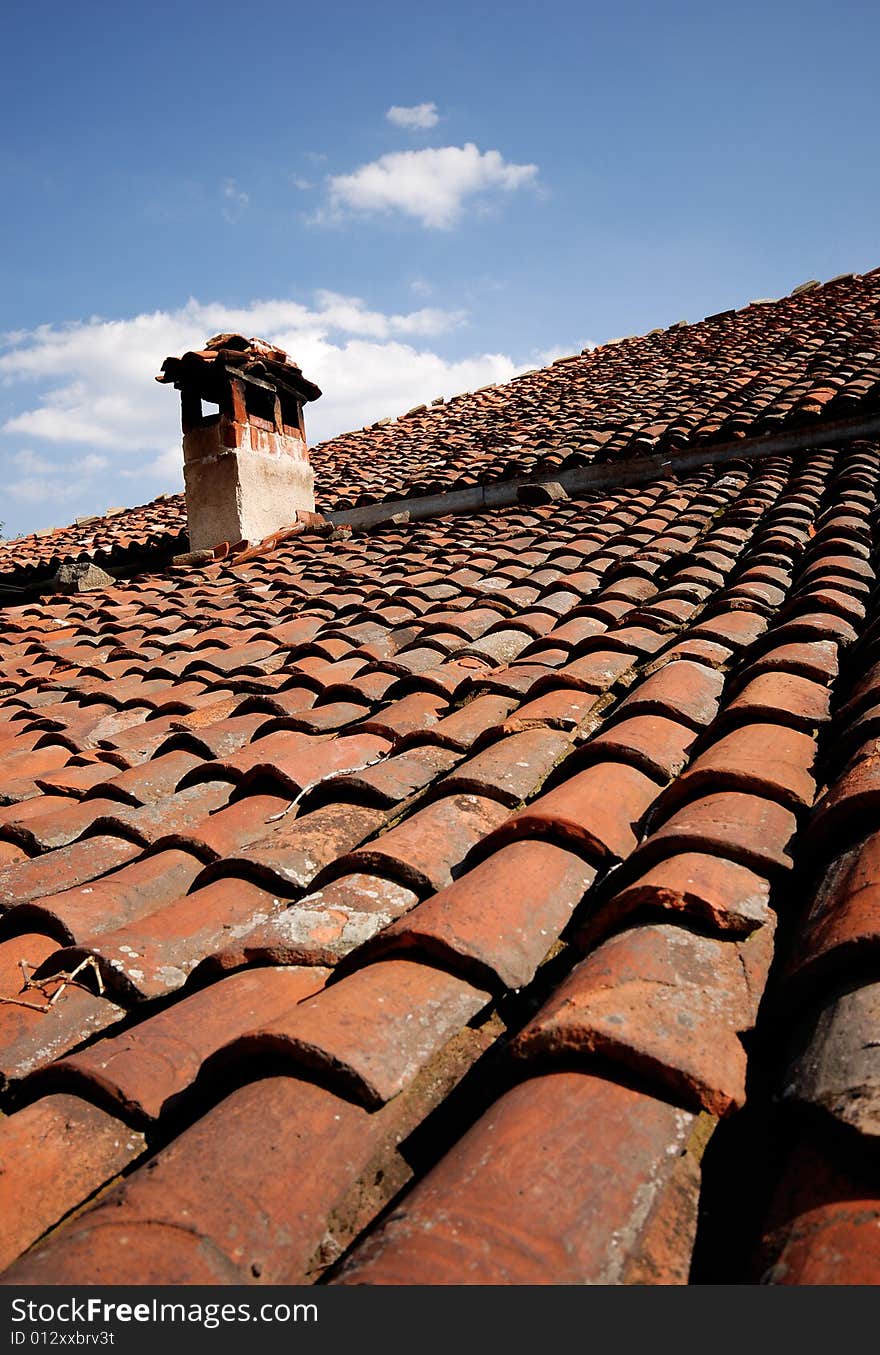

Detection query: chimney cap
xmin=156 ymin=333 xmax=322 ymax=404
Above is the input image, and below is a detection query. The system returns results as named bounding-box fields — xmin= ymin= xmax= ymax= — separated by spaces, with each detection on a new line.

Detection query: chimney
xmin=157 ymin=334 xmax=322 ymax=551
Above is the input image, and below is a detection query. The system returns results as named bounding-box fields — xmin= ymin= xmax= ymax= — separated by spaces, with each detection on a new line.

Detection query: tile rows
xmin=311 ymin=270 xmax=880 ymax=510
xmin=0 ymin=495 xmax=187 ymax=588
xmin=1 ymin=439 xmax=878 ymax=1283
xmin=754 ymin=538 xmax=880 ymax=1283
xmin=3 ymin=270 xmax=880 ymax=583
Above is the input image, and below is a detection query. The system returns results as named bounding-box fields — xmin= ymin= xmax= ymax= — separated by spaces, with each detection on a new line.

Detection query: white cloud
xmin=6 ymin=475 xmax=79 ymax=505
xmin=322 ymin=143 xmax=539 ymax=228
xmin=292 ymin=176 xmax=314 ymax=191
xmin=221 ymin=178 xmax=249 ymax=223
xmin=0 ymin=292 xmax=530 ymax=536
xmin=386 ymin=102 xmax=439 ymax=130
xmin=10 ymin=448 xmax=55 ymax=475
xmin=311 ymin=290 xmax=464 ymax=338
xmin=4 ymin=447 xmax=107 ymax=507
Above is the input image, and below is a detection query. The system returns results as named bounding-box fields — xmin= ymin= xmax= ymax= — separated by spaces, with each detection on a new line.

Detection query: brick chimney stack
xmin=157 ymin=334 xmax=322 ymax=551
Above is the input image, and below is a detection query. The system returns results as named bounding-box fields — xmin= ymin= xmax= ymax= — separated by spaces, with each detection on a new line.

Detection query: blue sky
xmin=1 ymin=0 xmax=878 ymax=538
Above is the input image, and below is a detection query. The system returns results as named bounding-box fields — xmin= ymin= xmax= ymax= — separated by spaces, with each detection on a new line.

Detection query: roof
xmin=3 ymin=267 xmax=880 ymax=585
xmin=1 ymin=272 xmax=880 ymax=1285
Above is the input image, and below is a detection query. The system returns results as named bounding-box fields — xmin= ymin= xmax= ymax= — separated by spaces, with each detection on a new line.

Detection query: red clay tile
xmin=217 ymin=802 xmax=388 ymax=893
xmin=323 ymin=744 xmax=460 ymax=807
xmin=662 ymin=723 xmax=817 ymax=812
xmin=579 ymin=851 xmax=772 ymax=946
xmin=759 ymin=1138 xmax=880 ymax=1285
xmin=513 ymin=921 xmax=774 ymax=1115
xmin=177 ymin=728 xmax=311 ymax=784
xmin=734 ymin=639 xmax=839 ymax=686
xmin=537 ymin=615 xmax=608 ymax=651
xmin=481 ymin=761 xmax=660 ymax=863
xmin=0 ymin=1094 xmax=145 ymax=1273
xmin=91 ymin=713 xmax=183 ymax=766
xmin=358 ymin=691 xmax=448 ymax=742
xmin=0 ymin=1079 xmax=372 ymax=1283
xmin=366 ymin=840 xmax=596 ymax=989
xmin=206 ymin=873 xmax=421 ymax=969
xmin=245 ymin=958 xmax=489 ymax=1107
xmin=808 ymin=756 xmax=880 ymax=855
xmin=238 ymin=731 xmax=393 ymax=796
xmin=437 ymin=728 xmax=571 ymax=806
xmin=652 ymin=637 xmax=733 ymax=669
xmin=770 ymin=610 xmax=859 ymax=647
xmin=36 ymin=761 xmax=118 ymax=799
xmin=334 ymin=1071 xmax=701 ymax=1285
xmin=4 ymin=1031 xmax=495 ymax=1284
xmin=398 ymin=693 xmax=518 ymax=751
xmin=4 ymin=287 xmax=880 ymax=1288
xmin=177 ymin=790 xmax=292 ymax=858
xmin=287 ymin=700 xmax=373 ymax=734
xmin=582 ymin=624 xmax=668 ymax=657
xmin=500 ymin=688 xmax=603 ymax=734
xmin=233 ymin=686 xmax=316 ymax=721
xmin=26 ymin=849 xmax=206 ymax=944
xmin=188 ymin=730 xmax=392 ymax=797
xmin=612 ymin=658 xmax=725 ymax=729
xmin=782 ymin=980 xmax=880 ymax=1138
xmin=0 ymin=933 xmax=125 ymax=1085
xmin=0 ymin=744 xmax=73 ymax=796
xmin=690 ymin=611 xmax=769 ymax=649
xmin=540 ymin=648 xmax=636 ymax=694
xmin=337 ymin=794 xmax=510 ymax=895
xmin=465 ymin=626 xmax=535 ymax=665
xmin=833 ymin=702 xmax=880 ymax=766
xmin=721 ymin=671 xmax=832 ymax=731
xmin=0 ymin=835 xmax=141 ymax=914
xmin=51 ymin=965 xmax=330 ymax=1122
xmin=86 ymin=749 xmax=204 ymax=805
xmin=88 ymin=781 xmax=230 ymax=851
xmin=789 ymin=586 xmax=865 ymax=627
xmin=466 ymin=661 xmax=556 ymax=698
xmin=634 ymin=791 xmax=799 ymax=876
xmin=785 ymin=828 xmax=880 ymax=989
xmin=0 ymin=792 xmax=69 ymax=833
xmin=582 ymin=714 xmax=697 ymax=781
xmin=45 ymin=876 xmax=296 ymax=1001
xmin=0 ymin=795 xmax=147 ymax=853
xmin=835 ymin=660 xmax=880 ymax=724
xmin=160 ymin=712 xmax=269 ymax=761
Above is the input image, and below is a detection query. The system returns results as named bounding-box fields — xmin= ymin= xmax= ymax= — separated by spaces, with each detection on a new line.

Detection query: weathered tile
xmin=334 ymin=1072 xmax=704 ymax=1285
xmin=514 ymin=921 xmax=774 ymax=1115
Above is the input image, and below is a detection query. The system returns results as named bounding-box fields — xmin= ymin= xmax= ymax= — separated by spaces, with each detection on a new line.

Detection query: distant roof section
xmin=0 ymin=495 xmax=186 ymax=591
xmin=313 ymin=268 xmax=880 ymax=509
xmin=2 ymin=268 xmax=879 ymax=580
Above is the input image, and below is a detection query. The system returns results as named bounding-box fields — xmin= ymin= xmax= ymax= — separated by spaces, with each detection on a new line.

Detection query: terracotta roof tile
xmin=231 ymin=958 xmax=490 ymax=1108
xmin=333 ymin=1073 xmax=701 ymax=1285
xmin=205 ymin=873 xmax=421 ymax=969
xmin=365 ymin=839 xmax=595 ymax=990
xmin=512 ymin=920 xmax=774 ymax=1116
xmin=46 ymin=965 xmax=329 ymax=1123
xmin=0 ymin=935 xmax=125 ymax=1086
xmin=0 ymin=1094 xmax=144 ymax=1273
xmin=758 ymin=1137 xmax=880 ymax=1285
